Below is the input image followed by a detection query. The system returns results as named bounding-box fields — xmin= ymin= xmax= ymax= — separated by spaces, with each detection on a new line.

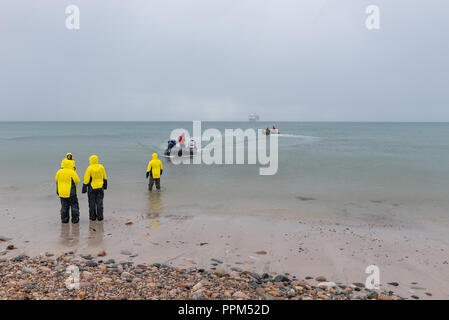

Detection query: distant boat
xmin=248 ymin=113 xmax=260 ymax=121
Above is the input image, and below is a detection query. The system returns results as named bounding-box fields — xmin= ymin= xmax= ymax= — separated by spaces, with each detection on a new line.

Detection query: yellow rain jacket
xmin=147 ymin=153 xmax=163 ymax=179
xmin=83 ymin=155 xmax=108 ymax=190
xmin=61 ymin=153 xmax=75 ymax=170
xmin=55 ymin=159 xmax=80 ymax=198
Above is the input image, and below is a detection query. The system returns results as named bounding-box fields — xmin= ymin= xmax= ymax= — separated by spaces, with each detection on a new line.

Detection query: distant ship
xmin=248 ymin=113 xmax=260 ymax=121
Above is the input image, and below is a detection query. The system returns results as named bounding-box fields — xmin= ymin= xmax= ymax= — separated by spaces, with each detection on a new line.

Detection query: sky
xmin=0 ymin=0 xmax=448 ymax=121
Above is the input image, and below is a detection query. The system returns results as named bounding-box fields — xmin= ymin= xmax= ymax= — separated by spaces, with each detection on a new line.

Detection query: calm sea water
xmin=1 ymin=122 xmax=449 ymax=226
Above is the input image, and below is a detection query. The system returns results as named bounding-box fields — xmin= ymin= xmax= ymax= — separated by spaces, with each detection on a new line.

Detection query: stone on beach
xmin=0 ymin=254 xmax=403 ymax=300
xmin=97 ymin=251 xmax=106 ymax=257
xmin=318 ymin=281 xmax=337 ymax=288
xmin=273 ymin=275 xmax=289 ymax=283
xmin=233 ymin=291 xmax=250 ymax=299
xmin=23 ymin=267 xmax=36 ymax=274
xmin=388 ymin=282 xmax=399 ymax=287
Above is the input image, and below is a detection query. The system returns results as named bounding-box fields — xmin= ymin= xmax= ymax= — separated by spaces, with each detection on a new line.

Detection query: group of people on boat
xmin=265 ymin=125 xmax=279 ymax=135
xmin=165 ymin=134 xmax=198 ymax=157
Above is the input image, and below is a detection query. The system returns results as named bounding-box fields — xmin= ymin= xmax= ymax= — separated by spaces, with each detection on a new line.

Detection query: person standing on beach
xmin=62 ymin=153 xmax=76 ymax=170
xmin=82 ymin=155 xmax=108 ymax=221
xmin=55 ymin=159 xmax=81 ymax=224
xmin=146 ymin=153 xmax=163 ymax=191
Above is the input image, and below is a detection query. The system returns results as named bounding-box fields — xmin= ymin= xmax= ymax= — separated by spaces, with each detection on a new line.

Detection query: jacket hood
xmin=89 ymin=155 xmax=99 ymax=165
xmin=66 ymin=153 xmax=72 ymax=157
xmin=152 ymin=153 xmax=158 ymax=160
xmin=61 ymin=159 xmax=73 ymax=169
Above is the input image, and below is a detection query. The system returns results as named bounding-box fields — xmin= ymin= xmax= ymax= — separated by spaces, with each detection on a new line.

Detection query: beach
xmin=1 ymin=208 xmax=448 ymax=299
xmin=1 ymin=122 xmax=449 ymax=299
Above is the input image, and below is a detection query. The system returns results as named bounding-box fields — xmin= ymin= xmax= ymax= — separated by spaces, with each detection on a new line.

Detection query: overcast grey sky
xmin=0 ymin=0 xmax=448 ymax=121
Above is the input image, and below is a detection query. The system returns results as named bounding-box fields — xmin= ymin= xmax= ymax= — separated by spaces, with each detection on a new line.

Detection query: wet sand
xmin=1 ymin=202 xmax=448 ymax=299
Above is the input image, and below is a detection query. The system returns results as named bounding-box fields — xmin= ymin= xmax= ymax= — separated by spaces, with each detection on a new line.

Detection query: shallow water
xmin=1 ymin=121 xmax=449 ymax=227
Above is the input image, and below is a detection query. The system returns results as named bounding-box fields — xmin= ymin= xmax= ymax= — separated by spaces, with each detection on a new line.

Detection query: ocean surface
xmin=1 ymin=122 xmax=449 ymax=227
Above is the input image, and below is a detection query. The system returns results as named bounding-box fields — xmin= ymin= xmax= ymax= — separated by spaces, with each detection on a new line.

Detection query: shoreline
xmin=1 ymin=211 xmax=448 ymax=299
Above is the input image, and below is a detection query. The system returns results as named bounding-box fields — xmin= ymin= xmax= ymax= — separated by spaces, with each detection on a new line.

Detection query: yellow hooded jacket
xmin=147 ymin=153 xmax=163 ymax=179
xmin=83 ymin=155 xmax=108 ymax=190
xmin=61 ymin=153 xmax=76 ymax=170
xmin=55 ymin=159 xmax=80 ymax=198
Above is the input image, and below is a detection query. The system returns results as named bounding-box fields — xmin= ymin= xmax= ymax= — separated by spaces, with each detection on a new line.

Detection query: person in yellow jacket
xmin=61 ymin=153 xmax=76 ymax=170
xmin=82 ymin=155 xmax=108 ymax=221
xmin=146 ymin=153 xmax=163 ymax=191
xmin=55 ymin=159 xmax=81 ymax=223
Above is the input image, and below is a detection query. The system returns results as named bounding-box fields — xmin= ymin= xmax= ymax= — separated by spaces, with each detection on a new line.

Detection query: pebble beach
xmin=0 ymin=252 xmax=403 ymax=300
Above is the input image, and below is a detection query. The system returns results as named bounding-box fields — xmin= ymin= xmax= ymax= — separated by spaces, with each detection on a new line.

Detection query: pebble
xmin=213 ymin=269 xmax=227 ymax=277
xmin=249 ymin=273 xmax=261 ymax=282
xmin=258 ymin=293 xmax=275 ymax=300
xmin=23 ymin=267 xmax=36 ymax=274
xmin=192 ymin=291 xmax=203 ymax=300
xmin=318 ymin=281 xmax=337 ymax=288
xmin=233 ymin=291 xmax=250 ymax=299
xmin=0 ymin=254 xmax=404 ymax=300
xmin=388 ymin=282 xmax=399 ymax=287
xmin=315 ymin=276 xmax=326 ymax=282
xmin=210 ymin=258 xmax=223 ymax=264
xmin=352 ymin=282 xmax=365 ymax=288
xmin=273 ymin=275 xmax=289 ymax=282
xmin=192 ymin=282 xmax=202 ymax=291
xmin=367 ymin=291 xmax=378 ymax=299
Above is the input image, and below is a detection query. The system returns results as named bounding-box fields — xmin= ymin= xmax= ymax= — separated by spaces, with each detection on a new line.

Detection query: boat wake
xmin=278 ymin=133 xmax=321 ymax=141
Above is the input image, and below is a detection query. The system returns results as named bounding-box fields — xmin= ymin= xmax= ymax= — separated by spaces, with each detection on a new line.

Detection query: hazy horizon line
xmin=1 ymin=120 xmax=449 ymax=123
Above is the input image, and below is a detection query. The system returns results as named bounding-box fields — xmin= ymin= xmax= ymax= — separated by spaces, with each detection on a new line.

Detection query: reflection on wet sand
xmin=148 ymin=190 xmax=163 ymax=218
xmin=88 ymin=220 xmax=104 ymax=247
xmin=147 ymin=190 xmax=163 ymax=229
xmin=59 ymin=223 xmax=79 ymax=247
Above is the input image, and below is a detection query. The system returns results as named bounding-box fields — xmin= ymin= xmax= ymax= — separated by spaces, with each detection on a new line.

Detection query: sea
xmin=1 ymin=121 xmax=449 ymax=228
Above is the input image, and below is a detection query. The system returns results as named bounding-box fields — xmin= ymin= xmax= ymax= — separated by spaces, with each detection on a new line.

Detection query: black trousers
xmin=88 ymin=188 xmax=104 ymax=221
xmin=149 ymin=177 xmax=161 ymax=191
xmin=60 ymin=195 xmax=80 ymax=224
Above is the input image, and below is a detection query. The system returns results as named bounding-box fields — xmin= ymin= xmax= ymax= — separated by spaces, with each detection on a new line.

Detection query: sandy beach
xmin=1 ymin=205 xmax=448 ymax=299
